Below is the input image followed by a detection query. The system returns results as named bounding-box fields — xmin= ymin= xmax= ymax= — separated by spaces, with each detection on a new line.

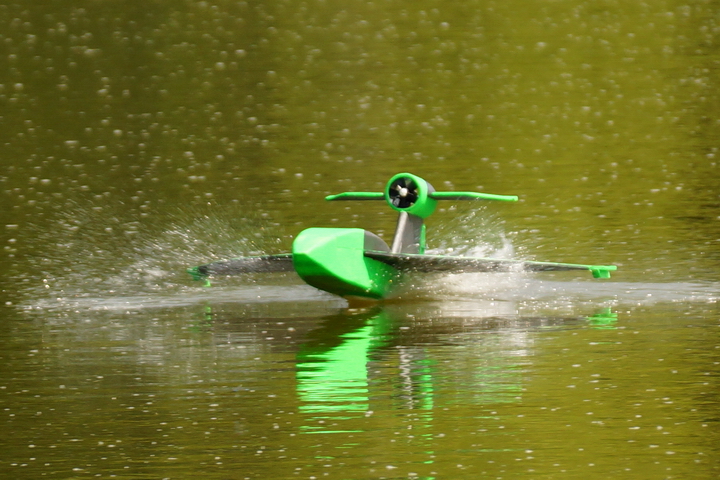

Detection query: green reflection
xmin=296 ymin=306 xmax=620 ymax=427
xmin=296 ymin=308 xmax=393 ymax=423
xmin=588 ymin=307 xmax=619 ymax=330
xmin=293 ymin=305 xmax=618 ymax=477
xmin=295 ymin=306 xmax=436 ymax=475
xmin=297 ymin=323 xmax=374 ymax=414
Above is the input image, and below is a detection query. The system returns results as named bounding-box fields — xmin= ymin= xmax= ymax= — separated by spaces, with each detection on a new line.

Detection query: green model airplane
xmin=188 ymin=172 xmax=616 ymax=300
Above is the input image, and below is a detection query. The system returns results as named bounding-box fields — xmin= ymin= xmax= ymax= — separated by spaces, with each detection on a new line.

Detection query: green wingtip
xmin=590 ymin=266 xmax=617 ymax=279
xmin=187 ymin=266 xmax=212 ymax=286
xmin=187 ymin=266 xmax=203 ymax=281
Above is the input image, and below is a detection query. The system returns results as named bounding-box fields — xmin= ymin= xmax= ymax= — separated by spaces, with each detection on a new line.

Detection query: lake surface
xmin=1 ymin=0 xmax=719 ymax=478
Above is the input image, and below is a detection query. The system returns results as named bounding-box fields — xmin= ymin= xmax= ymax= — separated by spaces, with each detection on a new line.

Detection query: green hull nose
xmin=292 ymin=228 xmax=398 ymax=300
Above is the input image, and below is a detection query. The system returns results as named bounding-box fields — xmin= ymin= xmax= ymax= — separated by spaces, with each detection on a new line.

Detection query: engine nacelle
xmin=384 ymin=172 xmax=438 ymax=219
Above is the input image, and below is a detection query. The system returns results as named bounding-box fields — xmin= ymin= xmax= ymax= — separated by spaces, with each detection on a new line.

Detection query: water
xmin=1 ymin=0 xmax=719 ymax=478
xmin=4 ymin=289 xmax=718 ymax=478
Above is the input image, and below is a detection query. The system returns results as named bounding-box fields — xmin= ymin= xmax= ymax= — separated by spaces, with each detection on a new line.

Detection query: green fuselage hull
xmin=292 ymin=228 xmax=398 ymax=300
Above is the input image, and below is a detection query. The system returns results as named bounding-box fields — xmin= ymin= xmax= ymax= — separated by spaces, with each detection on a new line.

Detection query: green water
xmin=1 ymin=0 xmax=719 ymax=478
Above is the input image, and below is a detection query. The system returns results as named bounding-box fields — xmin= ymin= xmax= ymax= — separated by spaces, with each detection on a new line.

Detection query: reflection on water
xmin=297 ymin=309 xmax=388 ymax=418
xmin=296 ymin=307 xmax=435 ymax=444
xmin=295 ymin=305 xmax=614 ymax=446
xmin=588 ymin=308 xmax=618 ymax=330
xmin=3 ymin=286 xmax=719 ymax=478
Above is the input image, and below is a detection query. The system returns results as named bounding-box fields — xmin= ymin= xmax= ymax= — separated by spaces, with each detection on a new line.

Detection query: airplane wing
xmin=363 ymin=251 xmax=616 ymax=279
xmin=188 ymin=252 xmax=616 ymax=280
xmin=188 ymin=254 xmax=294 ymax=278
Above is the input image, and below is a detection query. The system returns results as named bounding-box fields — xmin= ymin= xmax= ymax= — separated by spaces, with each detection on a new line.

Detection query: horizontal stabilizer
xmin=325 ymin=192 xmax=385 ymax=201
xmin=364 ymin=251 xmax=616 ymax=279
xmin=325 ymin=191 xmax=519 ymax=202
xmin=188 ymin=254 xmax=294 ymax=278
xmin=429 ymin=192 xmax=519 ymax=202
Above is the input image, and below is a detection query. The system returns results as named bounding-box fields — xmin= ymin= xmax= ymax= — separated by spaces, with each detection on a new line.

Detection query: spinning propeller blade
xmin=388 ymin=175 xmax=420 ymax=208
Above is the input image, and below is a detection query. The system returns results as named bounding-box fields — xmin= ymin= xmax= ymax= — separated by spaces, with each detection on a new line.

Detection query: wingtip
xmin=187 ymin=266 xmax=205 ymax=280
xmin=590 ymin=266 xmax=617 ymax=279
xmin=187 ymin=266 xmax=212 ymax=286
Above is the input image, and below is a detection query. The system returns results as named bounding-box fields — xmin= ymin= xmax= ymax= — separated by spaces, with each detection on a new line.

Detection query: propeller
xmin=388 ymin=175 xmax=420 ymax=209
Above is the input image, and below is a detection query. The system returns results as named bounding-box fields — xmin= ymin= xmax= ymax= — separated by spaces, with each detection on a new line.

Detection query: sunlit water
xmin=2 ymin=0 xmax=720 ymax=479
xmin=4 ymin=277 xmax=718 ymax=478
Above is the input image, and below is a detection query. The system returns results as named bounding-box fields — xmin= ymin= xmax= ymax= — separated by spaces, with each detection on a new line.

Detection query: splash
xmin=15 ymin=202 xmax=305 ymax=313
xmin=14 ymin=200 xmax=718 ymax=316
xmin=396 ymin=204 xmax=718 ymax=308
xmin=395 ymin=204 xmax=529 ymax=300
xmin=425 ymin=204 xmax=514 ymax=258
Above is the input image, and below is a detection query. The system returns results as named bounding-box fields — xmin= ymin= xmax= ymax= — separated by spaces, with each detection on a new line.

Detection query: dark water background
xmin=1 ymin=1 xmax=719 ymax=478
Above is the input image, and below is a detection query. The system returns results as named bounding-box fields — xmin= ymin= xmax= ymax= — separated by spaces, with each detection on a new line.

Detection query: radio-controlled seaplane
xmin=188 ymin=173 xmax=616 ymax=300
